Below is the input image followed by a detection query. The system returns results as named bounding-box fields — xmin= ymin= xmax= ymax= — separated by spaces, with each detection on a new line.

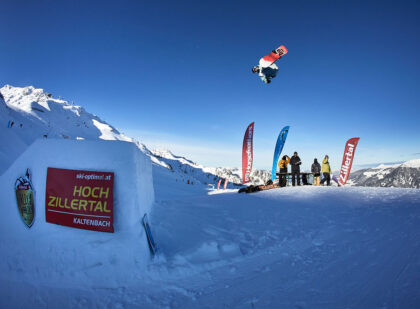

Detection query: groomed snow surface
xmin=1 ymin=140 xmax=420 ymax=308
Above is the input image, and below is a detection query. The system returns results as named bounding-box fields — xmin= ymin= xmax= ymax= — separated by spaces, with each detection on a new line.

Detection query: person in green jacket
xmin=321 ymin=155 xmax=331 ymax=186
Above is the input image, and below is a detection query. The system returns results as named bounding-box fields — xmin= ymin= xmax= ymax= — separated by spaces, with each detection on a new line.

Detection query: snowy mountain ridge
xmin=401 ymin=159 xmax=420 ymax=168
xmin=349 ymin=159 xmax=420 ymax=188
xmin=149 ymin=147 xmax=271 ymax=186
xmin=0 ymin=85 xmax=135 ymax=174
xmin=1 ymin=84 xmax=131 ymax=142
xmin=0 ymin=84 xmax=269 ymax=186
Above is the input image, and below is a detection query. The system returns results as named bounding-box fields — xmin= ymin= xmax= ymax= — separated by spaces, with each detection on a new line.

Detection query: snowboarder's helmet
xmin=252 ymin=66 xmax=259 ymax=74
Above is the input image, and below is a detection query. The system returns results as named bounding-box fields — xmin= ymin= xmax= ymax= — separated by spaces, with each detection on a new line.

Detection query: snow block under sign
xmin=0 ymin=139 xmax=155 ymax=288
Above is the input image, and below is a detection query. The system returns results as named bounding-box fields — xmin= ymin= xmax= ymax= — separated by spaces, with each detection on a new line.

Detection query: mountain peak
xmin=0 ymin=84 xmax=132 ymax=174
xmin=401 ymin=159 xmax=420 ymax=168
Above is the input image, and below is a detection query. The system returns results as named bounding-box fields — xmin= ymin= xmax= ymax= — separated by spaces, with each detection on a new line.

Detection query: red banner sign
xmin=242 ymin=122 xmax=254 ymax=184
xmin=339 ymin=137 xmax=360 ymax=186
xmin=45 ymin=168 xmax=114 ymax=233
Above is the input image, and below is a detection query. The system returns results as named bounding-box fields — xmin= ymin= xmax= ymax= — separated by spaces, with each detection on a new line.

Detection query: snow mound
xmin=0 ymin=139 xmax=154 ymax=288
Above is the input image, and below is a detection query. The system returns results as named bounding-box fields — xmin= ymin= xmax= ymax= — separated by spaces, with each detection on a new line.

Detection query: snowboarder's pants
xmin=261 ymin=67 xmax=278 ymax=79
xmin=321 ymin=173 xmax=331 ymax=186
xmin=291 ymin=171 xmax=300 ymax=186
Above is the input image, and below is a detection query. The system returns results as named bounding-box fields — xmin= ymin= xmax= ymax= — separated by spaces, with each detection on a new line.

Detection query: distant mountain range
xmin=149 ymin=148 xmax=271 ymax=186
xmin=348 ymin=161 xmax=420 ymax=189
xmin=1 ymin=85 xmax=418 ymax=189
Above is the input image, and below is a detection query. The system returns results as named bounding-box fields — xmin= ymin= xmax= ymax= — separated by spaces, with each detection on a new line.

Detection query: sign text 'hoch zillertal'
xmin=45 ymin=168 xmax=114 ymax=233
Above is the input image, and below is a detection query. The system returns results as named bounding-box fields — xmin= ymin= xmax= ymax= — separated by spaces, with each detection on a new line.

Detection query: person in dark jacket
xmin=290 ymin=152 xmax=302 ymax=186
xmin=311 ymin=158 xmax=321 ymax=186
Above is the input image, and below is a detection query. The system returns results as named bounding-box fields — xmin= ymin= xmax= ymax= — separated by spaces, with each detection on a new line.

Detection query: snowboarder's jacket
xmin=278 ymin=157 xmax=290 ymax=170
xmin=258 ymin=52 xmax=283 ymax=83
xmin=290 ymin=156 xmax=302 ymax=172
xmin=322 ymin=158 xmax=331 ymax=174
xmin=311 ymin=161 xmax=321 ymax=174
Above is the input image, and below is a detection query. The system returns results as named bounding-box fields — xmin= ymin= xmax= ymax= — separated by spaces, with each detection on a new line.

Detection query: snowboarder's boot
xmin=274 ymin=45 xmax=288 ymax=56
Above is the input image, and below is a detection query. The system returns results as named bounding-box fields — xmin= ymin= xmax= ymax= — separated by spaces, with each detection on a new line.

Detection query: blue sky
xmin=1 ymin=0 xmax=419 ymax=170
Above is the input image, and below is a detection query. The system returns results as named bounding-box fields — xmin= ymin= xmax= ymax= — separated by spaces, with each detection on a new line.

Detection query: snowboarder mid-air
xmin=252 ymin=45 xmax=288 ymax=84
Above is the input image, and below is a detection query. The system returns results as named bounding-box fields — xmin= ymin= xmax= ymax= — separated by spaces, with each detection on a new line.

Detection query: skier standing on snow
xmin=290 ymin=152 xmax=302 ymax=186
xmin=311 ymin=158 xmax=321 ymax=186
xmin=321 ymin=155 xmax=332 ymax=186
xmin=252 ymin=45 xmax=288 ymax=84
xmin=278 ymin=155 xmax=290 ymax=187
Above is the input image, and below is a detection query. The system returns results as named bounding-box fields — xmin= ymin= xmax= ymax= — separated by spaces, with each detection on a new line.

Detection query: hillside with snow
xmin=150 ymin=148 xmax=271 ymax=187
xmin=0 ymin=85 xmax=270 ymax=186
xmin=0 ymin=85 xmax=132 ymax=174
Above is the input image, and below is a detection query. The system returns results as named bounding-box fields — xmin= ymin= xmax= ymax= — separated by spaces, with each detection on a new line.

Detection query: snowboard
xmin=238 ymin=183 xmax=279 ymax=194
xmin=259 ymin=45 xmax=288 ymax=68
xmin=332 ymin=175 xmax=341 ymax=186
xmin=258 ymin=183 xmax=280 ymax=191
xmin=142 ymin=213 xmax=157 ymax=255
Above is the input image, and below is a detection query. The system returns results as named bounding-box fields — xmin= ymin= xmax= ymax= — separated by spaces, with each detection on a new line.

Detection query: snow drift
xmin=0 ymin=138 xmax=154 ymax=290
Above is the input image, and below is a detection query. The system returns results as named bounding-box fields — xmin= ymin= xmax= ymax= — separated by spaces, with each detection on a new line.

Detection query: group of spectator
xmin=277 ymin=152 xmax=332 ymax=187
xmin=311 ymin=155 xmax=332 ymax=186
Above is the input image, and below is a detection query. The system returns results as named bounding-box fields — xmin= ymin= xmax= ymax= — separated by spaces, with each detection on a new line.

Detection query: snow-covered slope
xmin=349 ymin=159 xmax=420 ymax=188
xmin=0 ymin=85 xmax=268 ymax=187
xmin=150 ymin=148 xmax=271 ymax=187
xmin=0 ymin=85 xmax=132 ymax=174
xmin=1 ymin=85 xmax=133 ymax=142
xmin=2 ymin=184 xmax=420 ymax=308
